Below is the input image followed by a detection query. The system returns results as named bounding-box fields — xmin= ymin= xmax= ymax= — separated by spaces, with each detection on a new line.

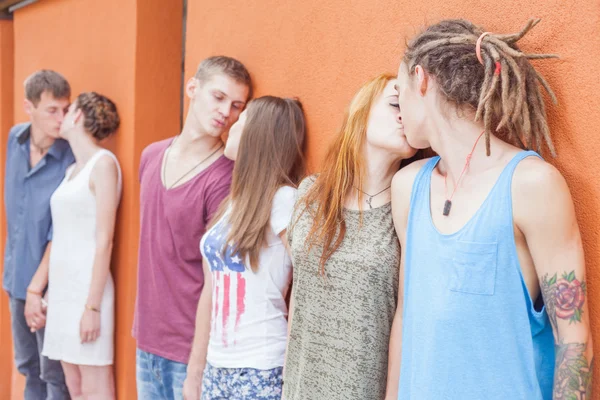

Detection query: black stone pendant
xmin=443 ymin=200 xmax=452 ymax=216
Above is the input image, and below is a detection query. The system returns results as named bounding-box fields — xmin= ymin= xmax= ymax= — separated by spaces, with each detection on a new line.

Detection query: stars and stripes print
xmin=203 ymin=217 xmax=247 ymax=348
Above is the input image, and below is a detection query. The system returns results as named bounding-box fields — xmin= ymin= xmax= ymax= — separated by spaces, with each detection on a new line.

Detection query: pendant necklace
xmin=354 ymin=185 xmax=392 ymax=209
xmin=162 ymin=136 xmax=224 ymax=190
xmin=443 ymin=130 xmax=485 ymax=216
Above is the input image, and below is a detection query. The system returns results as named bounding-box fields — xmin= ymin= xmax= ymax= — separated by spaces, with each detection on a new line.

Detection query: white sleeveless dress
xmin=42 ymin=149 xmax=121 ymax=366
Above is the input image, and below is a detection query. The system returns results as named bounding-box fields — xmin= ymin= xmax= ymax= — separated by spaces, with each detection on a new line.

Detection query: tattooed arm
xmin=514 ymin=158 xmax=593 ymax=400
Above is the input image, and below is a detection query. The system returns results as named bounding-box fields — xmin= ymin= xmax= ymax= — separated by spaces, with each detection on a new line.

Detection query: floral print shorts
xmin=201 ymin=363 xmax=283 ymax=399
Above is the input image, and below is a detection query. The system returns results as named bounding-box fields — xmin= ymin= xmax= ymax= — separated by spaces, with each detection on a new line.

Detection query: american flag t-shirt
xmin=202 ymin=216 xmax=247 ymax=348
xmin=199 ymin=186 xmax=296 ymax=369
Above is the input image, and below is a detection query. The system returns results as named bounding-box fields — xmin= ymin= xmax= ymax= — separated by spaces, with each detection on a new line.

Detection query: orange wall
xmin=0 ymin=18 xmax=14 ymax=396
xmin=184 ymin=0 xmax=600 ymax=395
xmin=2 ymin=0 xmax=600 ymax=398
xmin=1 ymin=0 xmax=182 ymax=398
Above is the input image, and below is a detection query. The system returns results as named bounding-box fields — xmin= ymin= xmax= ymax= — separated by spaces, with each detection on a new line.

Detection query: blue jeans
xmin=136 ymin=348 xmax=187 ymax=400
xmin=9 ymin=296 xmax=69 ymax=400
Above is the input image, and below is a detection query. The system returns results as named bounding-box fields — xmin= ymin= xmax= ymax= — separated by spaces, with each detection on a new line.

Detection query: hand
xmin=182 ymin=376 xmax=202 ymax=400
xmin=80 ymin=308 xmax=101 ymax=343
xmin=24 ymin=292 xmax=46 ymax=332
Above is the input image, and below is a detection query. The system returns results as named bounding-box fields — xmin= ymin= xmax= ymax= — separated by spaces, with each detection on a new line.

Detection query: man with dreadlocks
xmin=386 ymin=19 xmax=593 ymax=400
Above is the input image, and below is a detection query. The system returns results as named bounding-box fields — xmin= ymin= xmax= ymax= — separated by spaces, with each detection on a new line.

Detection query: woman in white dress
xmin=35 ymin=91 xmax=121 ymax=399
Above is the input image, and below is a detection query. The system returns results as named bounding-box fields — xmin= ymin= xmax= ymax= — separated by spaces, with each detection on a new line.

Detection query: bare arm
xmin=183 ymin=258 xmax=213 ymax=400
xmin=87 ymin=156 xmax=120 ymax=308
xmin=514 ymin=159 xmax=593 ymax=399
xmin=284 ymin=284 xmax=294 ymax=373
xmin=281 ymin=230 xmax=291 ymax=257
xmin=281 ymin=230 xmax=293 ymax=368
xmin=385 ymin=162 xmax=424 ymax=399
xmin=385 ymin=256 xmax=404 ymax=400
xmin=28 ymin=242 xmax=51 ymax=294
xmin=280 ymin=229 xmax=293 ymax=398
xmin=80 ymin=155 xmax=120 ymax=342
xmin=25 ymin=242 xmax=52 ymax=331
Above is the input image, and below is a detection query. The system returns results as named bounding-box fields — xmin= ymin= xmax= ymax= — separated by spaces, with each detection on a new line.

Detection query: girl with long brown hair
xmin=182 ymin=96 xmax=306 ymax=400
xmin=282 ymin=74 xmax=420 ymax=400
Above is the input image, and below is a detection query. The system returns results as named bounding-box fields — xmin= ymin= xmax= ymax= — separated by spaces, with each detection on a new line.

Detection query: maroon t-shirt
xmin=132 ymin=138 xmax=233 ymax=363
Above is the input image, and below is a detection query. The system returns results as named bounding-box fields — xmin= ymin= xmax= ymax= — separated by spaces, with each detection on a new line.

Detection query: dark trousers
xmin=9 ymin=296 xmax=70 ymax=400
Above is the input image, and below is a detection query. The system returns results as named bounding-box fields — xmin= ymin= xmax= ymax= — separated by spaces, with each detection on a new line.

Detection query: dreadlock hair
xmin=403 ymin=18 xmax=559 ymax=156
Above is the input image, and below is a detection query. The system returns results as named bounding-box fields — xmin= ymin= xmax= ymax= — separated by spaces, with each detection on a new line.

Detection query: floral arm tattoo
xmin=541 ymin=271 xmax=593 ymax=400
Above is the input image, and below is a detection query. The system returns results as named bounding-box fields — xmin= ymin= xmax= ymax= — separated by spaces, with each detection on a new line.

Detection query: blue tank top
xmin=398 ymin=151 xmax=555 ymax=400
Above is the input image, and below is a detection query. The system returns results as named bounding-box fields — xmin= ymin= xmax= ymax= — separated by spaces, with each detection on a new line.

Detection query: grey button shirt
xmin=3 ymin=123 xmax=74 ymax=300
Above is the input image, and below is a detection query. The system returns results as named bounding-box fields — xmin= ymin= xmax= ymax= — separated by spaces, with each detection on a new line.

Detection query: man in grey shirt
xmin=3 ymin=70 xmax=73 ymax=399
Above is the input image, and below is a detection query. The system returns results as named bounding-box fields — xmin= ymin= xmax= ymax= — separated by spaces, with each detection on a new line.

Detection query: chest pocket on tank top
xmin=449 ymin=241 xmax=498 ymax=296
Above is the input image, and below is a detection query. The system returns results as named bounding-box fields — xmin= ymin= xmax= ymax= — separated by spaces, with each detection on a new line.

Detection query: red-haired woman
xmin=282 ymin=74 xmax=421 ymax=400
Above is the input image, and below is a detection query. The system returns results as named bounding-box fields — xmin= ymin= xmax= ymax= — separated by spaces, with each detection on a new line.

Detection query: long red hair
xmin=298 ymin=74 xmax=397 ymax=274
